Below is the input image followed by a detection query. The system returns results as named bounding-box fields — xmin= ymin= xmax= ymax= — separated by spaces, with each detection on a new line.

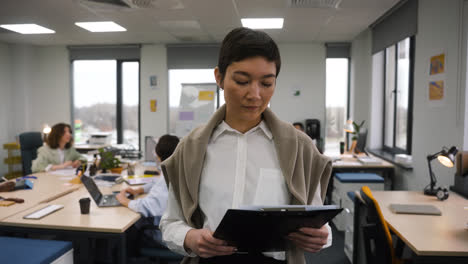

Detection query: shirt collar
xmin=211 ymin=120 xmax=273 ymax=142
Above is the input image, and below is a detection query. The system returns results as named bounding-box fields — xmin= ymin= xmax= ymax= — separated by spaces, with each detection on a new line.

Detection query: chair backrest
xmin=354 ymin=186 xmax=395 ymax=264
xmin=19 ymin=132 xmax=43 ymax=175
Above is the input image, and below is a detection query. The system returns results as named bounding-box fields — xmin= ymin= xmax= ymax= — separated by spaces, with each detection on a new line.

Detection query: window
xmin=168 ymin=69 xmax=223 ymax=138
xmin=382 ymin=37 xmax=413 ymax=154
xmin=325 ymin=58 xmax=349 ymax=154
xmin=72 ymin=60 xmax=140 ymax=149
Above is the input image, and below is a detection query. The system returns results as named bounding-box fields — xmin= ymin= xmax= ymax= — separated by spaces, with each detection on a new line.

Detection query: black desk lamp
xmin=425 ymin=146 xmax=458 ymax=200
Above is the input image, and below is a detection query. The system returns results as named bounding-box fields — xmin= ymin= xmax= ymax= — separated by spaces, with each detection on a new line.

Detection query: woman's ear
xmin=214 ymin=67 xmax=223 ymax=89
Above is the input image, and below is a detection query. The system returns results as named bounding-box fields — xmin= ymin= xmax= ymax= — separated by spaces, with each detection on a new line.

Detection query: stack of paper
xmin=357 ymin=156 xmax=381 ymax=165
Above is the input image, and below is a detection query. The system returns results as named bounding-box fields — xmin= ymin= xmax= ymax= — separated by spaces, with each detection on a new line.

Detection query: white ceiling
xmin=0 ymin=0 xmax=400 ymax=46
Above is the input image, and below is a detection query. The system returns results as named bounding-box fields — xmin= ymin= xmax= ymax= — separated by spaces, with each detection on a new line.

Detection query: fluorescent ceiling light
xmin=241 ymin=18 xmax=284 ymax=29
xmin=0 ymin=24 xmax=55 ymax=34
xmin=75 ymin=21 xmax=126 ymax=32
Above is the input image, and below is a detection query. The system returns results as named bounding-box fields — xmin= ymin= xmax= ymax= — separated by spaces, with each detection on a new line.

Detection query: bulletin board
xmin=175 ymin=83 xmax=218 ymax=137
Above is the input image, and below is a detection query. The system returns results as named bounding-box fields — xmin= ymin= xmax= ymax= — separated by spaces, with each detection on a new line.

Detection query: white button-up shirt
xmin=160 ymin=121 xmax=332 ymax=259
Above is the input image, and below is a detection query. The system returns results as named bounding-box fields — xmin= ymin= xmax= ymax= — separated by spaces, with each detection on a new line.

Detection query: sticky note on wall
xmin=198 ymin=91 xmax=214 ymax=101
xmin=150 ymin=99 xmax=157 ymax=112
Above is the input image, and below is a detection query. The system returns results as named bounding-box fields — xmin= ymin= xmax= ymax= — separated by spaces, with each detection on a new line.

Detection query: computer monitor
xmin=144 ymin=136 xmax=158 ymax=162
xmin=355 ymin=128 xmax=368 ymax=155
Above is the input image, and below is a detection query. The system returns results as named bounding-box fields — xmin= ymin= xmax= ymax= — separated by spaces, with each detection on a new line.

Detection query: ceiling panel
xmin=0 ymin=0 xmax=400 ymax=45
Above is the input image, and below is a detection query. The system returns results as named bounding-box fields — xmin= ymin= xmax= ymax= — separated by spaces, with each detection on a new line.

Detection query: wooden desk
xmin=1 ymin=185 xmax=140 ymax=233
xmin=373 ymin=191 xmax=468 ymax=260
xmin=0 ymin=173 xmax=143 ymax=264
xmin=0 ymin=173 xmax=80 ymax=220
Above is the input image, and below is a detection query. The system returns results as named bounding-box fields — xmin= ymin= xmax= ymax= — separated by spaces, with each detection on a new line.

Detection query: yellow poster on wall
xmin=430 ymin=54 xmax=445 ymax=75
xmin=150 ymin=99 xmax=157 ymax=112
xmin=429 ymin=81 xmax=444 ymax=100
xmin=198 ymin=91 xmax=214 ymax=101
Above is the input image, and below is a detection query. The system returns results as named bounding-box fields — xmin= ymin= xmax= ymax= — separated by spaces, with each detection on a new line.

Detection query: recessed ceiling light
xmin=75 ymin=21 xmax=126 ymax=32
xmin=0 ymin=24 xmax=55 ymax=34
xmin=241 ymin=18 xmax=284 ymax=29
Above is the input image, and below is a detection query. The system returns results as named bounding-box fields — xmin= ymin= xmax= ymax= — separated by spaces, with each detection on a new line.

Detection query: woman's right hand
xmin=184 ymin=228 xmax=237 ymax=258
xmin=51 ymin=161 xmax=73 ymax=171
xmin=122 ymin=187 xmax=144 ymax=196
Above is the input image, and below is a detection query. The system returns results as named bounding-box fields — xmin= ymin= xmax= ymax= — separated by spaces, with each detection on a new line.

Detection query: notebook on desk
xmin=389 ymin=204 xmax=442 ymax=215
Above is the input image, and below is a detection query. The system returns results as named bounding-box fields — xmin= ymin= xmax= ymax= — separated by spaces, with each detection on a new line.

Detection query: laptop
xmin=81 ymin=176 xmax=121 ymax=207
xmin=389 ymin=204 xmax=442 ymax=215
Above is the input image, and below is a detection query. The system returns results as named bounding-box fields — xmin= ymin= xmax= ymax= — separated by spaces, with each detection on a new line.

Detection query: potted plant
xmin=98 ymin=148 xmax=121 ymax=173
xmin=346 ymin=120 xmax=365 ymax=153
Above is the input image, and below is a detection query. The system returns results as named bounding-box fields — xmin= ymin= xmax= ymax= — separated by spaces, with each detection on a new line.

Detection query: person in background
xmin=32 ymin=123 xmax=86 ymax=173
xmin=293 ymin=122 xmax=305 ymax=132
xmin=116 ymin=134 xmax=179 ymax=247
xmin=160 ymin=27 xmax=332 ymax=264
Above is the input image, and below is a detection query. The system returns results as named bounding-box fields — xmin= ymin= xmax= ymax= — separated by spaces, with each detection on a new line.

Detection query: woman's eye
xmin=262 ymin=82 xmax=272 ymax=87
xmin=235 ymin=80 xmax=248 ymax=85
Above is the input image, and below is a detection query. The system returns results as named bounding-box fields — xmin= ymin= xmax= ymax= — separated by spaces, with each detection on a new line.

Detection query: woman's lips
xmin=244 ymin=106 xmax=259 ymax=110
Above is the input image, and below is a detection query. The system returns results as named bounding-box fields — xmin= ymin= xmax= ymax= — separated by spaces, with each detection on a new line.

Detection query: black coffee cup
xmin=340 ymin=141 xmax=345 ymax=154
xmin=79 ymin=197 xmax=91 ymax=214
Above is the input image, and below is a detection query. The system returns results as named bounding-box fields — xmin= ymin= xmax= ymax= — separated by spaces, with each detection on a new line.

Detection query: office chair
xmin=19 ymin=132 xmax=43 ymax=175
xmin=354 ymin=186 xmax=410 ymax=264
xmin=135 ymin=218 xmax=184 ymax=264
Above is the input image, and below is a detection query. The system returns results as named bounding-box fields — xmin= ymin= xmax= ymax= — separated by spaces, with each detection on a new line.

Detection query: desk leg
xmin=118 ymin=233 xmax=127 ymax=264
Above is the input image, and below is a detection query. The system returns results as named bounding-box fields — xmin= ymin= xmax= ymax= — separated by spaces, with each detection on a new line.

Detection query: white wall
xmin=8 ymin=45 xmax=70 ymax=134
xmin=351 ymin=0 xmax=467 ymax=190
xmin=273 ymin=43 xmax=326 ymax=136
xmin=0 ymin=43 xmax=12 ymax=176
xmin=140 ymin=45 xmax=168 ymax=150
xmin=350 ymin=30 xmax=373 ymax=138
xmin=409 ymin=0 xmax=465 ymax=190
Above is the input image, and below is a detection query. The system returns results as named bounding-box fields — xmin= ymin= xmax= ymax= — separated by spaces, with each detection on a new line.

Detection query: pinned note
xmin=198 ymin=91 xmax=214 ymax=101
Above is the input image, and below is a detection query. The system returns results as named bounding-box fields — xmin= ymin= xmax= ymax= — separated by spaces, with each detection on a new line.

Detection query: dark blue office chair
xmin=19 ymin=132 xmax=43 ymax=175
xmin=135 ymin=218 xmax=184 ymax=264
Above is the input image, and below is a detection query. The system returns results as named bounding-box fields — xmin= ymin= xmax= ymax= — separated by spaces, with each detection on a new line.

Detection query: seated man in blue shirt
xmin=116 ymin=134 xmax=179 ymax=247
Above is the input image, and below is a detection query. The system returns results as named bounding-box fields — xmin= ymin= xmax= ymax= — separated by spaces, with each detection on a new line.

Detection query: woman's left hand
xmin=287 ymin=225 xmax=329 ymax=253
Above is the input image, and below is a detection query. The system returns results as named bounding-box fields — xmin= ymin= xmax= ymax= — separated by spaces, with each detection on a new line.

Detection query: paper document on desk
xmin=357 ymin=156 xmax=382 ymax=165
xmin=333 ymin=160 xmax=361 ymax=166
xmin=49 ymin=167 xmax=75 ymax=176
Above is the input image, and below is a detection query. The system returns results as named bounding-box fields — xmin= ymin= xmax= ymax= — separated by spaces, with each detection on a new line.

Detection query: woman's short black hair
xmin=217 ymin=27 xmax=281 ymax=80
xmin=155 ymin=134 xmax=180 ymax=162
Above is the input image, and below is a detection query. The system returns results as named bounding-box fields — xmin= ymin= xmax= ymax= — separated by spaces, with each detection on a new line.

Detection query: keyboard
xmin=23 ymin=204 xmax=64 ymax=219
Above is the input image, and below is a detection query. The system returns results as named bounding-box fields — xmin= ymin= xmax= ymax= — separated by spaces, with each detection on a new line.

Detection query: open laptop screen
xmin=82 ymin=176 xmax=102 ymax=204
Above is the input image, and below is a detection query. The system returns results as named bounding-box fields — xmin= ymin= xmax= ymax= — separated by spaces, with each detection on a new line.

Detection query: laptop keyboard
xmin=102 ymin=195 xmax=118 ymax=205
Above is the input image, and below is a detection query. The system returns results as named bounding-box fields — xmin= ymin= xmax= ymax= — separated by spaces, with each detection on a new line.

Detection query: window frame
xmin=70 ymin=59 xmax=141 ymax=149
xmin=382 ymin=36 xmax=414 ymax=155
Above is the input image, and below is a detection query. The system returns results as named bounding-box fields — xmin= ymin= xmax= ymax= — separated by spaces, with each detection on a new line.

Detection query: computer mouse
xmin=126 ymin=194 xmax=134 ymax=200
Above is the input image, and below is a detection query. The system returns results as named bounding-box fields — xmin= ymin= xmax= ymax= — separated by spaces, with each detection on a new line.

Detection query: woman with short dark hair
xmin=160 ymin=27 xmax=332 ymax=264
xmin=32 ymin=123 xmax=85 ymax=172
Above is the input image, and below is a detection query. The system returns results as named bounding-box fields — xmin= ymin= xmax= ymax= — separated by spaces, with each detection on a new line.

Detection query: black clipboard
xmin=213 ymin=206 xmax=342 ymax=252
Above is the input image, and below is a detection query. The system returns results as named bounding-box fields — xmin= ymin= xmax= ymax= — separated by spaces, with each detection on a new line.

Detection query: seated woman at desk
xmin=159 ymin=27 xmax=333 ymax=264
xmin=32 ymin=123 xmax=86 ymax=172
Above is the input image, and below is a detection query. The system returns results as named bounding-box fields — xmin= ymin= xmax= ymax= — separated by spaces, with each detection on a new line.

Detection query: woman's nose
xmin=246 ymin=82 xmax=261 ymax=99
